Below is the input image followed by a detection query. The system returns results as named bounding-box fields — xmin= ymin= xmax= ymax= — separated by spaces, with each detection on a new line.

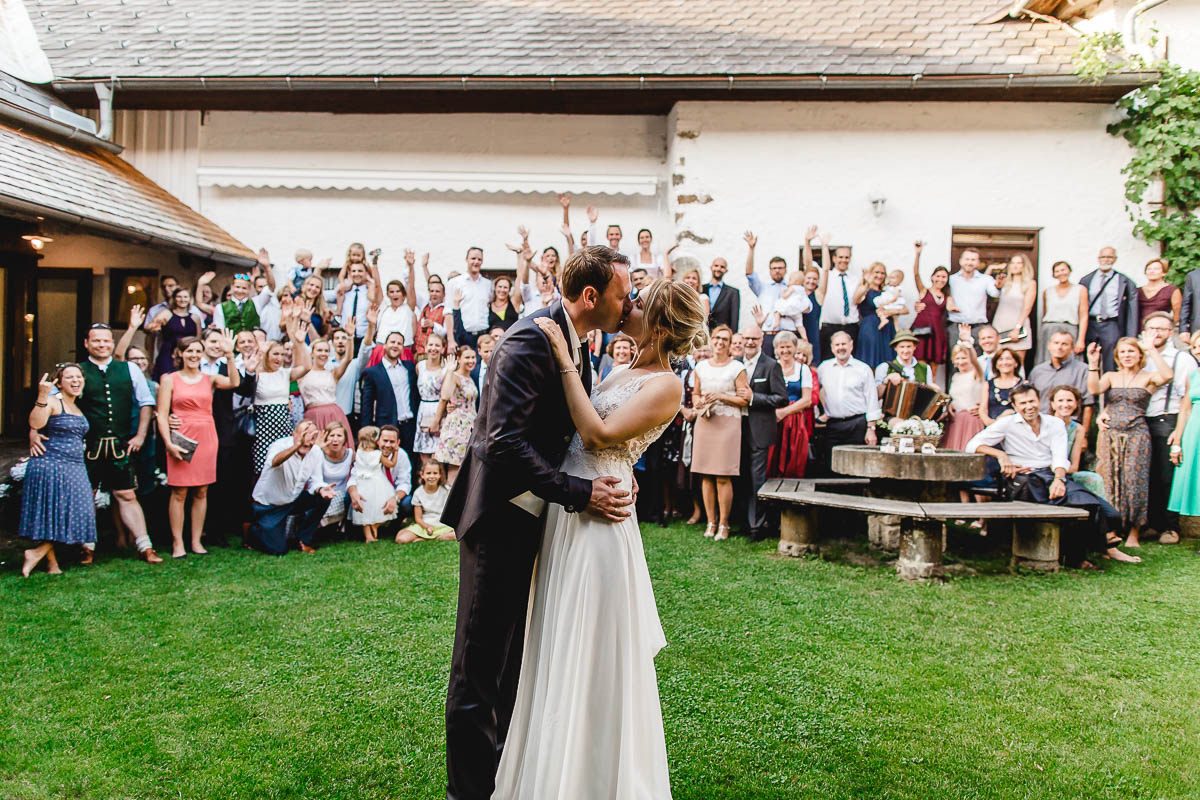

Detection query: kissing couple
xmin=441 ymin=245 xmax=708 ymax=799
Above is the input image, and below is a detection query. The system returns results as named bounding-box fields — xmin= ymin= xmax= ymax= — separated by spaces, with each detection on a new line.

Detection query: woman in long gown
xmin=910 ymin=241 xmax=957 ymax=384
xmin=1168 ymin=336 xmax=1200 ymax=518
xmin=990 ymin=254 xmax=1037 ymax=370
xmin=493 ymin=279 xmax=707 ymax=800
xmin=1087 ymin=336 xmax=1173 ymax=548
xmin=766 ymin=331 xmax=813 ymax=478
xmin=854 ymin=262 xmax=903 ymax=367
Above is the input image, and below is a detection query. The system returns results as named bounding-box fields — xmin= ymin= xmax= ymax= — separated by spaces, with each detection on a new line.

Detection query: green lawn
xmin=2 ymin=525 xmax=1198 ymax=800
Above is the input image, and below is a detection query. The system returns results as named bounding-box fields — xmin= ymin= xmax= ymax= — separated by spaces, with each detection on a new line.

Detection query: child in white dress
xmin=874 ymin=269 xmax=908 ymax=329
xmin=396 ymin=461 xmax=456 ymax=543
xmin=349 ymin=426 xmax=397 ymax=541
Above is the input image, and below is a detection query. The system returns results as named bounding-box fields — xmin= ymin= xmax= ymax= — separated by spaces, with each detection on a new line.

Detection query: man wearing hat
xmin=875 ymin=329 xmax=937 ymax=396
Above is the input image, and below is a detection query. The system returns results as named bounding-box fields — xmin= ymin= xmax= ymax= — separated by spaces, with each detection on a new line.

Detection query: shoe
xmin=715 ymin=525 xmax=730 ymax=541
xmin=658 ymin=516 xmax=669 ymax=528
xmin=298 ymin=542 xmax=317 ymax=554
xmin=1159 ymin=530 xmax=1180 ymax=545
xmin=703 ymin=523 xmax=716 ymax=538
xmin=142 ymin=548 xmax=164 ymax=564
xmin=748 ymin=528 xmax=770 ymax=543
xmin=79 ymin=548 xmax=94 ymax=566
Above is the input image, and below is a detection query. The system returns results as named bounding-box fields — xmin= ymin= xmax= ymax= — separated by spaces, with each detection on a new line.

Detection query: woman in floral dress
xmin=432 ymin=346 xmax=479 ymax=486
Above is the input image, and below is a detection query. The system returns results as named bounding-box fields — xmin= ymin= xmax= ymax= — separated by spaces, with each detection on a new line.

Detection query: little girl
xmin=396 ymin=461 xmax=456 ymax=543
xmin=874 ymin=269 xmax=907 ymax=330
xmin=770 ymin=272 xmax=812 ymax=334
xmin=350 ymin=426 xmax=397 ymax=542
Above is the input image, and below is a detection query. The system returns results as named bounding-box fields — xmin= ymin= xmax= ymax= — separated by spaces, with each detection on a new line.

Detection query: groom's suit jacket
xmin=442 ymin=301 xmax=594 ymax=542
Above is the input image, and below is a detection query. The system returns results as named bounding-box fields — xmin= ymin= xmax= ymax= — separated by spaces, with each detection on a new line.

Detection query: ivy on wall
xmin=1075 ymin=33 xmax=1200 ymax=285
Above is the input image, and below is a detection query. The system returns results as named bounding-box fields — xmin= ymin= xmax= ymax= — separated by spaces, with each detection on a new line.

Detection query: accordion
xmin=882 ymin=380 xmax=952 ymax=422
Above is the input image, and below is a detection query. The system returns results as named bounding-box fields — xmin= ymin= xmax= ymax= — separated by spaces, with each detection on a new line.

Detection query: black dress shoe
xmin=747 ymin=528 xmax=767 ymax=543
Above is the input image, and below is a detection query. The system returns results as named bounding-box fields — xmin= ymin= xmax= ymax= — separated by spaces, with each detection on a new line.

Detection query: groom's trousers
xmin=445 ymin=504 xmax=541 ymax=800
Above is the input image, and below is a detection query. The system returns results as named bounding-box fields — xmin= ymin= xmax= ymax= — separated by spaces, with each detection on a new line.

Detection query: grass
xmin=2 ymin=524 xmax=1199 ymax=799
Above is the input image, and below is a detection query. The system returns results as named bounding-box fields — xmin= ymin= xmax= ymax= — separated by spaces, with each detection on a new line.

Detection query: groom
xmin=442 ymin=245 xmax=635 ymax=800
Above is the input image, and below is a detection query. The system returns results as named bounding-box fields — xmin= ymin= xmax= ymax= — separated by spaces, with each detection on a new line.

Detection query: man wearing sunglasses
xmin=213 ymin=249 xmax=276 ymax=335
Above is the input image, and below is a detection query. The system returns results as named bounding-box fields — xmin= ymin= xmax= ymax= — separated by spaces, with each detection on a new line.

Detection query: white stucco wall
xmin=668 ymin=101 xmax=1159 ymax=330
xmin=1146 ymin=0 xmax=1200 ymax=70
xmin=192 ymin=112 xmax=670 ymax=288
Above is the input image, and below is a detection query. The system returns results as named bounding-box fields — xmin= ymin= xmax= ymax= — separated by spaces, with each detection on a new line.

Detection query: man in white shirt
xmin=816 ymin=331 xmax=881 ymax=471
xmin=348 ymin=424 xmax=413 ymax=526
xmin=447 ymin=247 xmax=493 ymax=350
xmin=248 ymin=421 xmax=336 ymax=555
xmin=816 ymin=242 xmax=862 ymax=362
xmin=330 ymin=262 xmax=378 ymax=348
xmin=966 ymin=382 xmax=1138 ymax=566
xmin=584 ymin=205 xmax=636 ymax=266
xmin=956 ymin=324 xmax=1003 ymax=380
xmin=1141 ymin=312 xmax=1193 ymax=544
xmin=945 ymin=247 xmax=999 ymax=361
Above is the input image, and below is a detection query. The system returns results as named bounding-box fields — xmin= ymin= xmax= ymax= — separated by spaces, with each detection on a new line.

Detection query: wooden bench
xmin=758 ymin=483 xmax=1087 ymax=579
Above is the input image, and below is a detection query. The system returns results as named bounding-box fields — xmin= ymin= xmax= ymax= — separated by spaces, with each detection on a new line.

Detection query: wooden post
xmin=868 ymin=514 xmax=901 ymax=551
xmin=779 ymin=507 xmax=819 ymax=557
xmin=897 ymin=519 xmax=944 ymax=581
xmin=1012 ymin=521 xmax=1061 ymax=572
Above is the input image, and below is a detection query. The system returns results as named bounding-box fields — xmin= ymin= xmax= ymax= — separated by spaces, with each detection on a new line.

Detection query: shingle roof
xmin=0 ymin=121 xmax=256 ymax=265
xmin=29 ymin=0 xmax=1084 ymax=80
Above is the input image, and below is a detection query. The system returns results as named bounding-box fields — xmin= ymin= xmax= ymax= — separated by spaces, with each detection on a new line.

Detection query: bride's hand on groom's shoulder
xmin=533 ymin=318 xmax=574 ymax=370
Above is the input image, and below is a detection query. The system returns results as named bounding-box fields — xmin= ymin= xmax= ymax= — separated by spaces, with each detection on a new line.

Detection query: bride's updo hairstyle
xmin=637 ymin=278 xmax=709 ymax=358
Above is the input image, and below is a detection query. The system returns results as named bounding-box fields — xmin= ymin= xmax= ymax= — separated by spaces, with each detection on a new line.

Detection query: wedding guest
xmin=1048 ymin=385 xmax=1106 ymax=498
xmin=1168 ymin=335 xmax=1200 ymax=522
xmin=692 ymin=325 xmax=750 ymax=541
xmin=248 ymin=421 xmax=334 ymax=555
xmin=910 ymin=241 xmax=955 ymax=384
xmin=679 ymin=343 xmax=710 ymax=524
xmin=252 ymin=313 xmax=311 ymax=473
xmin=348 ymin=426 xmax=396 ymax=542
xmin=945 ymin=247 xmax=999 ymax=358
xmin=874 ymin=330 xmax=937 ymax=394
xmin=471 ymin=334 xmax=494 ymax=397
xmin=1145 ymin=313 xmax=1197 ymax=544
xmin=257 ymin=284 xmax=291 ymax=342
xmin=307 ymin=420 xmax=355 ymax=534
xmin=941 ymin=345 xmax=985 ymax=459
xmin=213 ymin=266 xmax=276 ymax=335
xmin=990 ymin=253 xmax=1037 ymax=369
xmin=298 ymin=275 xmax=333 ymax=340
xmin=114 ymin=305 xmax=161 ymax=508
xmin=729 ymin=333 xmax=745 ymax=361
xmin=678 ymin=268 xmax=712 ymax=320
xmin=360 ymin=331 xmax=418 ymax=451
xmin=53 ymin=324 xmax=162 ymax=563
xmin=446 ymin=247 xmax=492 ymax=350
xmin=701 ymin=257 xmax=739 ymax=331
xmin=1087 ymin=335 xmax=1173 ymax=548
xmin=1080 ymin=246 xmax=1140 ymax=372
xmin=377 ymin=274 xmax=418 ymax=353
xmin=414 ymin=333 xmax=450 ymax=465
xmin=331 ymin=309 xmax=379 ymax=426
xmin=208 ymin=328 xmax=258 ymax=543
xmin=1182 ymin=264 xmax=1200 ymax=344
xmin=854 ymin=262 xmax=903 ymax=367
xmin=956 ymin=323 xmax=1003 ymax=380
xmin=348 ymin=424 xmax=412 ymax=528
xmin=817 ymin=236 xmax=861 ymax=363
xmin=415 ymin=270 xmax=448 ymax=358
xmin=396 ymin=461 xmax=456 ymax=543
xmin=744 ymin=231 xmax=791 ymax=355
xmin=600 ymin=334 xmax=635 ymax=380
xmin=801 ymin=269 xmax=823 ymax=365
xmin=1038 ymin=260 xmax=1088 ymax=364
xmin=146 ymin=287 xmax=204 ymax=379
xmin=287 ymin=248 xmax=327 ymax=290
xmin=331 ymin=247 xmax=382 ymax=348
xmin=760 ymin=272 xmax=811 ymax=346
xmin=817 ymin=331 xmax=882 ymax=472
xmin=299 ymin=338 xmax=354 ymax=434
xmin=157 ymin=332 xmax=239 ymax=558
xmin=1138 ymin=258 xmax=1181 ymax=330
xmin=1029 ymin=330 xmax=1094 ymax=430
xmin=432 ymin=346 xmax=479 ymax=486
xmin=979 ymin=348 xmax=1022 ymax=427
xmin=739 ymin=324 xmax=787 ymax=540
xmin=194 ymin=272 xmax=216 ymax=326
xmin=517 ymin=250 xmax=561 ymax=319
xmin=966 ymin=383 xmax=1139 ymax=567
xmin=630 ymin=228 xmax=675 ymax=278
xmin=21 ymin=366 xmax=96 ymax=577
xmin=766 ymin=331 xmax=814 ymax=479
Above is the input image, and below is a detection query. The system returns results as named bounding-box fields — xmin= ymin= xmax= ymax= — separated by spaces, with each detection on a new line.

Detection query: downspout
xmin=94 ymin=80 xmax=114 ymax=140
xmin=1123 ymin=0 xmax=1170 ymax=60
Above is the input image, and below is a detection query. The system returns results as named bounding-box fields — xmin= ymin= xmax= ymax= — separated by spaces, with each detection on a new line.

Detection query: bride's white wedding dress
xmin=492 ymin=368 xmax=676 ymax=800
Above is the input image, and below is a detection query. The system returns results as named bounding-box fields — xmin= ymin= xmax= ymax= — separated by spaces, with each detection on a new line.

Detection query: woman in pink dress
xmin=299 ymin=338 xmax=353 ymax=433
xmin=157 ymin=333 xmax=239 ymax=558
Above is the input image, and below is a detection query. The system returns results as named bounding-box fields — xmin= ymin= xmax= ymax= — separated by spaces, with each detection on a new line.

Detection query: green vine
xmin=1074 ymin=32 xmax=1200 ymax=285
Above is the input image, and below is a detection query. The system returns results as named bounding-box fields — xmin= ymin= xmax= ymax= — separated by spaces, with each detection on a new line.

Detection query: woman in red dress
xmin=910 ymin=240 xmax=958 ymax=386
xmin=157 ymin=333 xmax=239 ymax=558
xmin=768 ymin=332 xmax=816 ymax=478
xmin=1137 ymin=257 xmax=1181 ymax=331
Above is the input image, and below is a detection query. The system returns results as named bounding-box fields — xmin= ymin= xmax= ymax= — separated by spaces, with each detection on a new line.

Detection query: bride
xmin=492 ymin=278 xmax=708 ymax=799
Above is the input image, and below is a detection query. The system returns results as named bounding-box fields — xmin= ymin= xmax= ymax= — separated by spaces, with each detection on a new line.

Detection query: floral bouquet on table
xmin=881 ymin=416 xmax=944 ymax=451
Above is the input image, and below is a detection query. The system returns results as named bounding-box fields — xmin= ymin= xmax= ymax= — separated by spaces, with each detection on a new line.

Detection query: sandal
xmin=703 ymin=523 xmax=716 ymax=539
xmin=714 ymin=525 xmax=730 ymax=542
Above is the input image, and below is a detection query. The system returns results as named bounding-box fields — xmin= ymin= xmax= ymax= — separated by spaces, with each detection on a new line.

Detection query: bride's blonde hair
xmin=638 ymin=278 xmax=709 ymax=358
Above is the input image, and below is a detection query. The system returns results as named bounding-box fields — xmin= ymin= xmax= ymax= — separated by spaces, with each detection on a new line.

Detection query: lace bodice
xmin=566 ymin=368 xmax=678 ymax=471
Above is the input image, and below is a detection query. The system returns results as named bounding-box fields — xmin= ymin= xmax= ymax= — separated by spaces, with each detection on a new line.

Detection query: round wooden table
xmin=832 ymin=445 xmax=987 ymax=579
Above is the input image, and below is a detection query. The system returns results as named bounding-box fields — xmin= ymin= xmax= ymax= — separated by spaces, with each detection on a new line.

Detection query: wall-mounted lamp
xmin=21 ymin=221 xmax=54 ymax=250
xmin=868 ymin=191 xmax=886 ymax=217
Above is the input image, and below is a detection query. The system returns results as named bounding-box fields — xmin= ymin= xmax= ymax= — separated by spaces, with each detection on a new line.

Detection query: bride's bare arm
xmin=534 ymin=318 xmax=681 ymax=450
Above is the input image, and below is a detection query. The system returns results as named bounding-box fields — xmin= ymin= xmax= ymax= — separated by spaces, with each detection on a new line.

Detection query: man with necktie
xmin=333 ymin=261 xmax=381 ymax=352
xmin=817 ymin=243 xmax=861 ymax=361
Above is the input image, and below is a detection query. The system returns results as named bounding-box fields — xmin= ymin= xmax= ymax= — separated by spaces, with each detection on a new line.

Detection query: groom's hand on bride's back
xmin=587 ymin=476 xmax=632 ymax=522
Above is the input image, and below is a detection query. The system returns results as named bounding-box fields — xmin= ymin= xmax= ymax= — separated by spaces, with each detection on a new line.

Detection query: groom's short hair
xmin=561 ymin=246 xmax=629 ymax=302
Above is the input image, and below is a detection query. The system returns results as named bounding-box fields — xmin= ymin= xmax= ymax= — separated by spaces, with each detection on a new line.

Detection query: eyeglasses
xmin=128 ymin=355 xmax=149 ymax=363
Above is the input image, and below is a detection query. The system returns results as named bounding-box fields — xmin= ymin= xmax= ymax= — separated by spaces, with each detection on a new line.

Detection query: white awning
xmin=196 ymin=166 xmax=660 ymax=197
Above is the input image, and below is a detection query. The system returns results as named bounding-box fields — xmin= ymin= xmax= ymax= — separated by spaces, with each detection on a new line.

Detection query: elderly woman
xmin=767 ymin=331 xmax=814 ymax=478
xmin=600 ymin=333 xmax=635 ymax=381
xmin=692 ymin=324 xmax=750 ymax=541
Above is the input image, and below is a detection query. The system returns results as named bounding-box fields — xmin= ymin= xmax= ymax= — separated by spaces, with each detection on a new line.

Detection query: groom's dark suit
xmin=442 ymin=301 xmax=593 ymax=800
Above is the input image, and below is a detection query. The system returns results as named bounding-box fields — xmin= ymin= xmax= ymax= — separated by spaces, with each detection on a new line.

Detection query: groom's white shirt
xmin=510 ymin=305 xmax=582 ymax=518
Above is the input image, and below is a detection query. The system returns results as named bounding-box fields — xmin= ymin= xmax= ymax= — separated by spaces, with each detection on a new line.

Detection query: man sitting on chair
xmin=965 ymin=382 xmax=1140 ymax=569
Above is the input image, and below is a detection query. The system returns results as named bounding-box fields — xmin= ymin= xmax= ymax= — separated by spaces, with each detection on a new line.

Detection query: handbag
xmin=235 ymin=405 xmax=256 ymax=438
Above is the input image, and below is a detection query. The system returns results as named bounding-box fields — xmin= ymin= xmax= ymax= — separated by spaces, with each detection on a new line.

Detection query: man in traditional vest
xmin=874 ymin=329 xmax=937 ymax=397
xmin=30 ymin=324 xmax=163 ymax=563
xmin=213 ymin=250 xmax=276 ymax=334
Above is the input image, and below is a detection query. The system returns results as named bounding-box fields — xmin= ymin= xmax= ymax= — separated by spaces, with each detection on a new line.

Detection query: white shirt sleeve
xmin=966 ymin=415 xmax=1009 ymax=453
xmin=864 ymin=365 xmax=882 ymax=422
xmin=129 ymin=363 xmax=156 ymax=407
xmin=212 ymin=303 xmax=226 ymax=329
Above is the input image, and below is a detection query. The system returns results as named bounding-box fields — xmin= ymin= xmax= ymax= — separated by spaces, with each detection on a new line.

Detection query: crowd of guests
xmin=15 ymin=199 xmax=1200 ymax=575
